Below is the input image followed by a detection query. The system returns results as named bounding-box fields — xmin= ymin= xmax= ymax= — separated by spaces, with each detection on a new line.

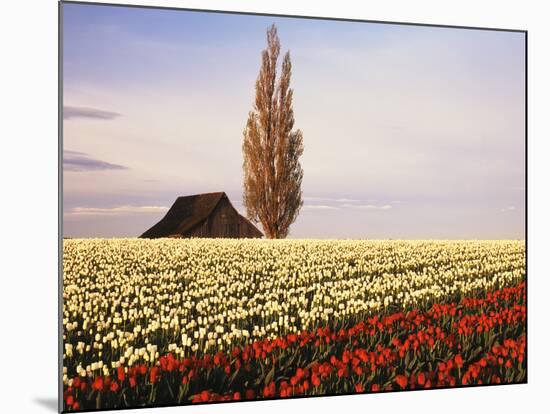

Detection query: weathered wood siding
xmin=186 ymin=197 xmax=262 ymax=238
xmin=140 ymin=192 xmax=263 ymax=239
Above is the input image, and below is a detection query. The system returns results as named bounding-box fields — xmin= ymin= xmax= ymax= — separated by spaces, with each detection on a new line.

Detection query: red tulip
xmin=150 ymin=366 xmax=159 ymax=383
xmin=92 ymin=376 xmax=104 ymax=392
xmin=312 ymin=373 xmax=321 ymax=387
xmin=417 ymin=372 xmax=426 ymax=386
xmin=396 ymin=375 xmax=408 ymax=389
xmin=117 ymin=366 xmax=125 ymax=382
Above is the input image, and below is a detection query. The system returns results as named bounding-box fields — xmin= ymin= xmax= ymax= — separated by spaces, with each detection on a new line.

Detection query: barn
xmin=139 ymin=192 xmax=263 ymax=239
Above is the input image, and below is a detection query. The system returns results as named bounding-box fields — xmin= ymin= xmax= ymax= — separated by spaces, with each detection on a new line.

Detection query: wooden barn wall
xmin=238 ymin=216 xmax=263 ymax=238
xmin=185 ymin=198 xmax=261 ymax=238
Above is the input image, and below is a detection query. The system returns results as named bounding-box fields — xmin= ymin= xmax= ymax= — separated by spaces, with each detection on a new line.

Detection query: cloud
xmin=500 ymin=206 xmax=517 ymax=212
xmin=304 ymin=196 xmax=361 ymax=203
xmin=65 ymin=205 xmax=169 ymax=216
xmin=303 ymin=204 xmax=338 ymax=210
xmin=63 ymin=106 xmax=121 ymax=120
xmin=64 ymin=150 xmax=128 ymax=172
xmin=303 ymin=196 xmax=332 ymax=202
xmin=342 ymin=204 xmax=393 ymax=210
xmin=335 ymin=198 xmax=361 ymax=203
xmin=303 ymin=203 xmax=392 ymax=210
xmin=365 ymin=204 xmax=392 ymax=210
xmin=302 ymin=195 xmax=393 ymax=211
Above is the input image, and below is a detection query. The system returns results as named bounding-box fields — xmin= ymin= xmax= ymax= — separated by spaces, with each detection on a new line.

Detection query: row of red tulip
xmin=63 ymin=282 xmax=525 ymax=411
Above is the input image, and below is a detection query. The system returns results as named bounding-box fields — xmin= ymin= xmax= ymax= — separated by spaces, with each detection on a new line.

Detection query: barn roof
xmin=139 ymin=192 xmax=261 ymax=238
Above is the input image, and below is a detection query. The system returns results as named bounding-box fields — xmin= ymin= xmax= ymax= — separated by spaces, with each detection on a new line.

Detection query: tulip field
xmin=62 ymin=239 xmax=526 ymax=411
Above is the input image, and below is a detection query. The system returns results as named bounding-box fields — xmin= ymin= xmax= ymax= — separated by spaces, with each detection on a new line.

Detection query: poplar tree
xmin=242 ymin=24 xmax=304 ymax=239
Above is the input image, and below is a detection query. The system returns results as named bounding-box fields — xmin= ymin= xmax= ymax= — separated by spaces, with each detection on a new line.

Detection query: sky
xmin=62 ymin=3 xmax=526 ymax=239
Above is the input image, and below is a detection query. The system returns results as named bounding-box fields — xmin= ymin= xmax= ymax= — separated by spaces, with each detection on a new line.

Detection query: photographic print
xmin=60 ymin=1 xmax=526 ymax=412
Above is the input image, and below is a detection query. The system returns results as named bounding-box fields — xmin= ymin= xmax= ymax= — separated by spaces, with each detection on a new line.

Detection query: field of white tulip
xmin=62 ymin=238 xmax=525 ymax=389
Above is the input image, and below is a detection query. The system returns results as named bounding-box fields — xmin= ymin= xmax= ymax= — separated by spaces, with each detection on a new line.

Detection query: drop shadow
xmin=33 ymin=397 xmax=58 ymax=412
